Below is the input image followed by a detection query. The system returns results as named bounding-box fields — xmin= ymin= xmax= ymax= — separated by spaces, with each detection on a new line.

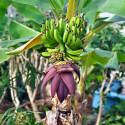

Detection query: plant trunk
xmin=45 ymin=95 xmax=82 ymax=125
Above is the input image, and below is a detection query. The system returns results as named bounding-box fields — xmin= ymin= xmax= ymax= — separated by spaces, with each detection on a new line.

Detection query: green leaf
xmin=84 ymin=10 xmax=97 ymax=25
xmin=82 ymin=20 xmax=109 ymax=48
xmin=6 ymin=33 xmax=43 ymax=55
xmin=9 ymin=20 xmax=39 ymax=39
xmin=41 ymin=105 xmax=49 ymax=111
xmin=49 ymin=0 xmax=64 ymax=12
xmin=81 ymin=49 xmax=124 ymax=70
xmin=100 ymin=0 xmax=125 ymax=18
xmin=104 ymin=52 xmax=118 ymax=69
xmin=80 ymin=48 xmax=113 ymax=67
xmin=78 ymin=0 xmax=87 ymax=13
xmin=66 ymin=0 xmax=77 ymax=20
xmin=83 ymin=0 xmax=102 ymax=25
xmin=83 ymin=0 xmax=125 ymax=25
xmin=123 ymin=116 xmax=125 ymax=123
xmin=13 ymin=2 xmax=45 ymax=24
xmin=0 ymin=47 xmax=10 ymax=64
xmin=82 ymin=16 xmax=125 ymax=48
xmin=94 ymin=48 xmax=113 ymax=58
xmin=116 ymin=115 xmax=122 ymax=120
xmin=104 ymin=15 xmax=125 ymax=22
xmin=0 ymin=0 xmax=11 ymax=23
xmin=0 ymin=16 xmax=8 ymax=37
xmin=11 ymin=0 xmax=52 ymax=10
xmin=117 ymin=52 xmax=125 ymax=62
xmin=0 ymin=37 xmax=32 ymax=48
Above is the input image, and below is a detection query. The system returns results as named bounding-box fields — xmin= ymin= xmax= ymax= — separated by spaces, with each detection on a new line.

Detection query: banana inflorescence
xmin=40 ymin=13 xmax=86 ymax=61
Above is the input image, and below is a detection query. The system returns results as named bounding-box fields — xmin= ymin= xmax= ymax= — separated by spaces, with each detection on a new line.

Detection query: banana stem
xmin=77 ymin=53 xmax=91 ymax=95
xmin=75 ymin=54 xmax=93 ymax=116
xmin=60 ymin=43 xmax=65 ymax=53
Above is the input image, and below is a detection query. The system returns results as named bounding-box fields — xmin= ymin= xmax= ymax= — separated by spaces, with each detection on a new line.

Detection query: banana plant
xmin=0 ymin=0 xmax=125 ymax=124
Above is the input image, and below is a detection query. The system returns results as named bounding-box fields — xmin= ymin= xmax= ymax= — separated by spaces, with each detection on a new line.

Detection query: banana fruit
xmin=40 ymin=13 xmax=86 ymax=60
xmin=42 ymin=52 xmax=51 ymax=58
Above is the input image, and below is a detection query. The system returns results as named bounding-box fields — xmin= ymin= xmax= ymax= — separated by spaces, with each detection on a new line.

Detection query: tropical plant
xmin=100 ymin=100 xmax=125 ymax=125
xmin=0 ymin=0 xmax=125 ymax=124
xmin=0 ymin=107 xmax=43 ymax=125
xmin=91 ymin=25 xmax=125 ymax=52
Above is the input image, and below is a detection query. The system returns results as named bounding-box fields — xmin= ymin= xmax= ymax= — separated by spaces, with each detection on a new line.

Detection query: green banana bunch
xmin=40 ymin=13 xmax=86 ymax=60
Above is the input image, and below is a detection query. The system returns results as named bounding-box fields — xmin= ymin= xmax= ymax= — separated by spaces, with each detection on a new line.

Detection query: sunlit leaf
xmin=6 ymin=33 xmax=43 ymax=55
xmin=80 ymin=48 xmax=125 ymax=69
xmin=83 ymin=0 xmax=125 ymax=25
xmin=104 ymin=52 xmax=118 ymax=69
xmin=13 ymin=2 xmax=45 ymax=24
xmin=11 ymin=0 xmax=52 ymax=10
xmin=82 ymin=16 xmax=125 ymax=48
xmin=100 ymin=0 xmax=125 ymax=18
xmin=9 ymin=21 xmax=39 ymax=39
xmin=0 ymin=37 xmax=32 ymax=48
xmin=80 ymin=48 xmax=113 ymax=67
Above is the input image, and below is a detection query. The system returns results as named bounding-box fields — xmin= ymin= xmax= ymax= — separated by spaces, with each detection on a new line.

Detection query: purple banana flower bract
xmin=41 ymin=63 xmax=80 ymax=103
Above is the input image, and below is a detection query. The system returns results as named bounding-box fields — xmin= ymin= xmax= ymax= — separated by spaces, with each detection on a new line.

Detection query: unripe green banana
xmin=50 ymin=23 xmax=55 ymax=39
xmin=68 ymin=36 xmax=82 ymax=50
xmin=79 ymin=24 xmax=85 ymax=36
xmin=65 ymin=30 xmax=72 ymax=46
xmin=65 ymin=19 xmax=69 ymax=30
xmin=42 ymin=52 xmax=51 ymax=58
xmin=41 ymin=20 xmax=46 ymax=32
xmin=79 ymin=14 xmax=85 ymax=27
xmin=46 ymin=17 xmax=50 ymax=29
xmin=66 ymin=49 xmax=83 ymax=56
xmin=67 ymin=53 xmax=81 ymax=61
xmin=76 ymin=36 xmax=82 ymax=43
xmin=47 ymin=48 xmax=59 ymax=52
xmin=72 ymin=22 xmax=76 ymax=35
xmin=44 ymin=42 xmax=58 ymax=48
xmin=54 ymin=26 xmax=63 ymax=44
xmin=63 ymin=26 xmax=69 ymax=43
xmin=79 ymin=17 xmax=83 ymax=27
xmin=69 ymin=16 xmax=77 ymax=29
xmin=50 ymin=17 xmax=55 ymax=27
xmin=42 ymin=33 xmax=58 ymax=48
xmin=46 ymin=26 xmax=52 ymax=40
xmin=42 ymin=33 xmax=48 ymax=43
xmin=68 ymin=33 xmax=76 ymax=47
xmin=80 ymin=26 xmax=83 ymax=34
xmin=59 ymin=18 xmax=64 ymax=35
xmin=50 ymin=17 xmax=55 ymax=38
xmin=76 ymin=16 xmax=80 ymax=27
xmin=75 ymin=37 xmax=82 ymax=48
xmin=46 ymin=26 xmax=58 ymax=44
xmin=76 ymin=28 xmax=80 ymax=36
